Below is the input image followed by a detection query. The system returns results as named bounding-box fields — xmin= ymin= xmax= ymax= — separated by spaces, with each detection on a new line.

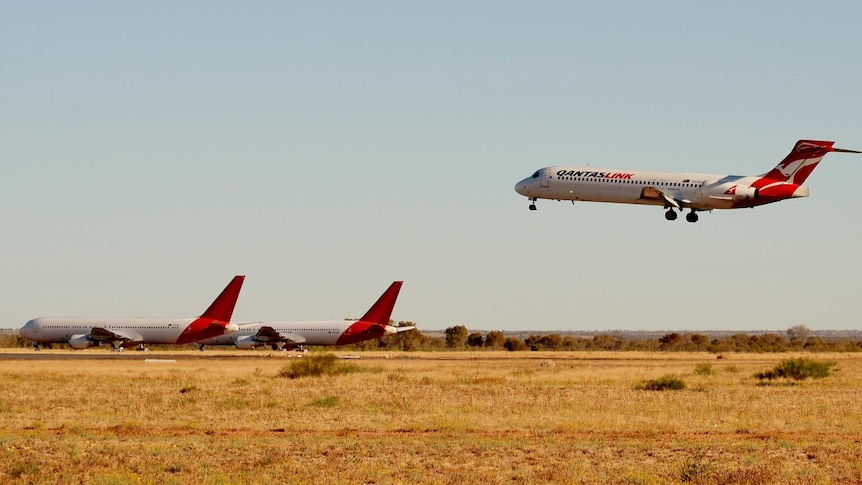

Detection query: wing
xmin=89 ymin=327 xmax=142 ymax=343
xmin=640 ymin=186 xmax=690 ymax=209
xmin=254 ymin=326 xmax=307 ymax=345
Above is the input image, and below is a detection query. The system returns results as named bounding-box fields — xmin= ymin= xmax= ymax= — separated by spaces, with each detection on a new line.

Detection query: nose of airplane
xmin=515 ymin=177 xmax=532 ymax=196
xmin=19 ymin=319 xmax=38 ymax=339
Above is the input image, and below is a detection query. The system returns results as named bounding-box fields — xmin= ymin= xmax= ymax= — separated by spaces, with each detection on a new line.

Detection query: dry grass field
xmin=1 ymin=350 xmax=861 ymax=484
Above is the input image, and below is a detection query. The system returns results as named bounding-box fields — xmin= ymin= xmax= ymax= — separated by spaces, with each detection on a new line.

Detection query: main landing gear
xmin=528 ymin=198 xmax=537 ymax=211
xmin=665 ymin=208 xmax=699 ymax=223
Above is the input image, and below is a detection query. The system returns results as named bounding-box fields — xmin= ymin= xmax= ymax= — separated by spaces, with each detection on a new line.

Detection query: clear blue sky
xmin=3 ymin=2 xmax=861 ymax=332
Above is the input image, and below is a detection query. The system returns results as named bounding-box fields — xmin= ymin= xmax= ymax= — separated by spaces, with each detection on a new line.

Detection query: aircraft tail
xmin=334 ymin=281 xmax=408 ymax=346
xmin=762 ymin=140 xmax=860 ymax=185
xmin=176 ymin=275 xmax=245 ymax=344
xmin=358 ymin=281 xmax=403 ymax=325
xmin=199 ymin=275 xmax=245 ymax=321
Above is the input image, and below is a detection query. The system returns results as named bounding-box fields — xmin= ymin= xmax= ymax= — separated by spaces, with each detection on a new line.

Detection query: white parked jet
xmin=195 ymin=281 xmax=414 ymax=350
xmin=515 ymin=139 xmax=859 ymax=222
xmin=20 ymin=276 xmax=245 ymax=350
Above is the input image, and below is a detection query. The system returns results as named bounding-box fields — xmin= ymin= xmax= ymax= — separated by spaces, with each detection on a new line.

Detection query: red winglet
xmin=358 ymin=281 xmax=403 ymax=325
xmin=199 ymin=275 xmax=245 ymax=321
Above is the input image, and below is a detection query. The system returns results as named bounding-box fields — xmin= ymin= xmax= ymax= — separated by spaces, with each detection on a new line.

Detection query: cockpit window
xmin=531 ymin=170 xmax=540 ymax=178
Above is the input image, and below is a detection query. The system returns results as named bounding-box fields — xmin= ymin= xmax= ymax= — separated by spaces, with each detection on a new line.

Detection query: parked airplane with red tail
xmin=195 ymin=281 xmax=413 ymax=350
xmin=19 ymin=276 xmax=245 ymax=351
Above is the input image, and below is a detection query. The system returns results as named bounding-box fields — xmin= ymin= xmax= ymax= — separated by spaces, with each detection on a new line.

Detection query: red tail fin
xmin=358 ymin=281 xmax=403 ymax=325
xmin=762 ymin=140 xmax=838 ymax=185
xmin=199 ymin=275 xmax=245 ymax=321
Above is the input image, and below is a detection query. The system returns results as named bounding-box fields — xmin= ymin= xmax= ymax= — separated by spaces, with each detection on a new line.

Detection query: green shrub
xmin=278 ymin=353 xmax=360 ymax=379
xmin=694 ymin=363 xmax=713 ymax=376
xmin=754 ymin=357 xmax=835 ymax=381
xmin=640 ymin=375 xmax=686 ymax=391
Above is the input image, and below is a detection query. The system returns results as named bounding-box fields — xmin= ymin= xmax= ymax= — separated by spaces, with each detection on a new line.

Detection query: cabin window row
xmin=556 ymin=176 xmax=700 ymax=188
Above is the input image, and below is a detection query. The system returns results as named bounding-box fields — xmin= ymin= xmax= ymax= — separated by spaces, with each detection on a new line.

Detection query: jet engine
xmin=234 ymin=335 xmax=260 ymax=350
xmin=68 ymin=334 xmax=95 ymax=350
xmin=729 ymin=185 xmax=758 ymax=200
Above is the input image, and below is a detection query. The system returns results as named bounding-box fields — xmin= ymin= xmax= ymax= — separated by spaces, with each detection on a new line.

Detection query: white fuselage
xmin=197 ymin=320 xmax=356 ymax=347
xmin=20 ymin=317 xmax=215 ymax=345
xmin=515 ymin=166 xmax=807 ymax=211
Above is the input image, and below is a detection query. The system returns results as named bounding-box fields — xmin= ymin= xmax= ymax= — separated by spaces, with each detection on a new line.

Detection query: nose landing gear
xmin=528 ymin=198 xmax=537 ymax=211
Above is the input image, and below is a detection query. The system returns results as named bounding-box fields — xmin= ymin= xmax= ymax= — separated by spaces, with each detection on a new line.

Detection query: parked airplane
xmin=195 ymin=281 xmax=413 ymax=350
xmin=19 ymin=276 xmax=245 ymax=351
xmin=515 ymin=139 xmax=859 ymax=222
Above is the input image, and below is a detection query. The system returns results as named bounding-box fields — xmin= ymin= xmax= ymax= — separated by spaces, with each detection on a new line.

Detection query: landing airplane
xmin=515 ymin=139 xmax=859 ymax=222
xmin=19 ymin=276 xmax=245 ymax=351
xmin=195 ymin=281 xmax=414 ymax=350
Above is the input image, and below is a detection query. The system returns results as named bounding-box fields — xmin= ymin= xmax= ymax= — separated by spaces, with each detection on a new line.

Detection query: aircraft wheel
xmin=686 ymin=212 xmax=699 ymax=223
xmin=665 ymin=210 xmax=677 ymax=221
xmin=529 ymin=204 xmax=537 ymax=211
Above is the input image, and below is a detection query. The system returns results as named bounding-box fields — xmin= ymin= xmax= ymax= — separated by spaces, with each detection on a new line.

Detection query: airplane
xmin=515 ymin=139 xmax=860 ymax=222
xmin=19 ymin=275 xmax=245 ymax=351
xmin=194 ymin=281 xmax=414 ymax=350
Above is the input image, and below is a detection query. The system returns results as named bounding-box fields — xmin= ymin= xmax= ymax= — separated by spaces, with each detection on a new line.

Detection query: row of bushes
xmin=347 ymin=325 xmax=862 ymax=353
xmin=637 ymin=357 xmax=835 ymax=391
xmin=283 ymin=355 xmax=836 ymax=386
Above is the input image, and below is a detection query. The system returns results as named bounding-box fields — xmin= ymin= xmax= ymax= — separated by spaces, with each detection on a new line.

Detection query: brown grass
xmin=1 ymin=350 xmax=861 ymax=484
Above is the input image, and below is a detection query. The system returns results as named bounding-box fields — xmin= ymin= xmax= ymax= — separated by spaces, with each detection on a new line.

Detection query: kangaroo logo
xmin=777 ymin=159 xmax=803 ymax=179
xmin=724 ymin=185 xmax=737 ymax=195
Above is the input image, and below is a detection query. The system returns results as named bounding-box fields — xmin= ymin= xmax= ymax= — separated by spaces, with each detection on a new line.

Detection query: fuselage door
xmin=540 ymin=169 xmax=550 ymax=187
